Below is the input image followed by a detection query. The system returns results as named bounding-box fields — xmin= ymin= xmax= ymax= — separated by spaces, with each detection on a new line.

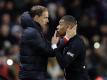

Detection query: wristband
xmin=52 ymin=44 xmax=57 ymax=49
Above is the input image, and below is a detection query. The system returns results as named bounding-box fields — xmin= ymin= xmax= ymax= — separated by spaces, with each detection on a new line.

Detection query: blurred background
xmin=0 ymin=0 xmax=107 ymax=80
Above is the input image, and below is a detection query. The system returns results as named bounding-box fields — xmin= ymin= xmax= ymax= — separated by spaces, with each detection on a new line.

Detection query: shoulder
xmin=70 ymin=35 xmax=85 ymax=49
xmin=25 ymin=27 xmax=37 ymax=33
xmin=22 ymin=27 xmax=40 ymax=39
xmin=25 ymin=27 xmax=39 ymax=35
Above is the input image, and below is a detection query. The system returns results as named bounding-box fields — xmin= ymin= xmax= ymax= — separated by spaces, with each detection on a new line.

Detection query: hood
xmin=20 ymin=11 xmax=35 ymax=28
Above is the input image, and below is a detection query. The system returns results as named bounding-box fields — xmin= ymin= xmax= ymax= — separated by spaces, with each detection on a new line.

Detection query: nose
xmin=47 ymin=19 xmax=49 ymax=22
xmin=47 ymin=18 xmax=49 ymax=23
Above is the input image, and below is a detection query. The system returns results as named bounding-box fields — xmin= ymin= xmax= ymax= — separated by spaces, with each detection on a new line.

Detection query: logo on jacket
xmin=67 ymin=52 xmax=74 ymax=57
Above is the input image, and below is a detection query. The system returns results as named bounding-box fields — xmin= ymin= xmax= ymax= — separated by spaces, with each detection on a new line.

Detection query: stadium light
xmin=94 ymin=42 xmax=100 ymax=49
xmin=7 ymin=59 xmax=13 ymax=66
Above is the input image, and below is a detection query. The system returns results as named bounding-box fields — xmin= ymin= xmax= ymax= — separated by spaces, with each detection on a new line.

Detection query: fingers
xmin=73 ymin=25 xmax=77 ymax=30
xmin=52 ymin=34 xmax=59 ymax=44
xmin=54 ymin=31 xmax=57 ymax=37
xmin=67 ymin=25 xmax=77 ymax=31
xmin=67 ymin=27 xmax=72 ymax=32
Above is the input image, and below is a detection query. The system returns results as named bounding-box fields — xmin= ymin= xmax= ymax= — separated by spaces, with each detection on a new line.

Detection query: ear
xmin=67 ymin=24 xmax=77 ymax=30
xmin=72 ymin=24 xmax=77 ymax=31
xmin=34 ymin=15 xmax=39 ymax=21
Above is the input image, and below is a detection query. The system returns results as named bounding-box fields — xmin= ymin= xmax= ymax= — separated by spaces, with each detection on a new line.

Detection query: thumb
xmin=53 ymin=31 xmax=57 ymax=37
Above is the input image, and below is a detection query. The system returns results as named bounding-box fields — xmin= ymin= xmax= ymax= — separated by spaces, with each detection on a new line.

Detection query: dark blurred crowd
xmin=0 ymin=0 xmax=107 ymax=80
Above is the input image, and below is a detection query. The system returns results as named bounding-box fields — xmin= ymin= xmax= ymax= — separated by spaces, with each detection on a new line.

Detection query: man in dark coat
xmin=53 ymin=15 xmax=89 ymax=80
xmin=19 ymin=5 xmax=55 ymax=80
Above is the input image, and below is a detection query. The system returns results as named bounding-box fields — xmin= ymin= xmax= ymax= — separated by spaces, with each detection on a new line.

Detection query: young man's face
xmin=56 ymin=19 xmax=68 ymax=37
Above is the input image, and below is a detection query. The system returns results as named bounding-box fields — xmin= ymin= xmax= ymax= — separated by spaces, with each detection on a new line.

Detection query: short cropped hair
xmin=29 ymin=5 xmax=47 ymax=18
xmin=61 ymin=15 xmax=77 ymax=25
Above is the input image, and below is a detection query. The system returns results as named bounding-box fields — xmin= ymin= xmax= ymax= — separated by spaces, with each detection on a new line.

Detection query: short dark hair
xmin=29 ymin=5 xmax=47 ymax=18
xmin=61 ymin=15 xmax=77 ymax=25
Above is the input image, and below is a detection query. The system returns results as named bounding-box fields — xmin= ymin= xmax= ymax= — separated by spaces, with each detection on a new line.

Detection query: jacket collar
xmin=33 ymin=21 xmax=42 ymax=32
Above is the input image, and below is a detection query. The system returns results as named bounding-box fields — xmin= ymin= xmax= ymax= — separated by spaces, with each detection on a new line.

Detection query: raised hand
xmin=51 ymin=31 xmax=60 ymax=44
xmin=65 ymin=25 xmax=77 ymax=39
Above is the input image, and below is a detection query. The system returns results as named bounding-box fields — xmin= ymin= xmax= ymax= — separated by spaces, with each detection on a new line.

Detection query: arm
xmin=22 ymin=29 xmax=54 ymax=57
xmin=55 ymin=44 xmax=80 ymax=68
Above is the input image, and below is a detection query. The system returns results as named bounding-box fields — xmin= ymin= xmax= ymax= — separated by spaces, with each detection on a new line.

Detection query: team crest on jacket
xmin=67 ymin=52 xmax=74 ymax=57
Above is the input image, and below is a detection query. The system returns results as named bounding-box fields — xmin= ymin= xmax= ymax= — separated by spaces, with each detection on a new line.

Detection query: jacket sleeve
xmin=55 ymin=44 xmax=80 ymax=68
xmin=22 ymin=29 xmax=54 ymax=57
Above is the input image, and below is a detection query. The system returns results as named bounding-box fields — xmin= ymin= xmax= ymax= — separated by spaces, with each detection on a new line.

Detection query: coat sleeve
xmin=55 ymin=44 xmax=80 ymax=68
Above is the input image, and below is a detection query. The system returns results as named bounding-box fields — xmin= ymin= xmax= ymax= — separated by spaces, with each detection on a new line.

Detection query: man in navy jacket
xmin=53 ymin=15 xmax=89 ymax=80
